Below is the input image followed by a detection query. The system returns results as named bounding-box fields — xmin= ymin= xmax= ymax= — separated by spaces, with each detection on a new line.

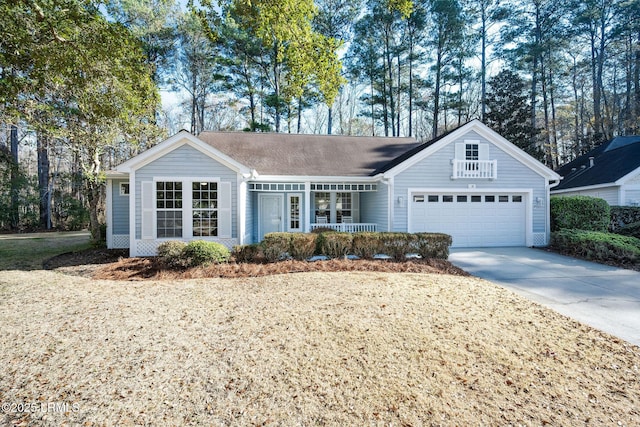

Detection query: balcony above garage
xmin=452 ymin=159 xmax=497 ymax=180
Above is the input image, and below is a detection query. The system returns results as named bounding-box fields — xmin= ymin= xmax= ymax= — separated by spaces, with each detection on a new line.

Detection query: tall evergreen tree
xmin=485 ymin=69 xmax=543 ymax=160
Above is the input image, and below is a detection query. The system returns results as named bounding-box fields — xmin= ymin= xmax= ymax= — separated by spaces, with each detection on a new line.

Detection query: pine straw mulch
xmin=1 ymin=270 xmax=639 ymax=426
xmin=44 ymin=248 xmax=469 ymax=280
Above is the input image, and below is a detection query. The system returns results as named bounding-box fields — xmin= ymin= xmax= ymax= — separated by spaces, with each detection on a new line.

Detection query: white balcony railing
xmin=310 ymin=223 xmax=377 ymax=233
xmin=452 ymin=159 xmax=497 ymax=179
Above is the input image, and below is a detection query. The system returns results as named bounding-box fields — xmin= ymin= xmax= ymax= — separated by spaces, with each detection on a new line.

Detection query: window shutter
xmin=455 ymin=143 xmax=465 ymax=159
xmin=218 ymin=181 xmax=232 ymax=238
xmin=479 ymin=144 xmax=489 ymax=160
xmin=141 ymin=181 xmax=154 ymax=240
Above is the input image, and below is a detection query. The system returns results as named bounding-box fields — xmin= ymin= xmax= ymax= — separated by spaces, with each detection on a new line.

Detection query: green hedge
xmin=244 ymin=231 xmax=452 ymax=262
xmin=157 ymin=240 xmax=189 ymax=268
xmin=616 ymin=221 xmax=640 ymax=240
xmin=414 ymin=232 xmax=452 ymax=259
xmin=550 ymin=229 xmax=640 ymax=265
xmin=610 ymin=206 xmax=640 ymax=232
xmin=317 ymin=232 xmax=353 ymax=258
xmin=550 ymin=196 xmax=611 ymax=232
xmin=157 ymin=240 xmax=230 ymax=268
xmin=351 ymin=232 xmax=381 ymax=259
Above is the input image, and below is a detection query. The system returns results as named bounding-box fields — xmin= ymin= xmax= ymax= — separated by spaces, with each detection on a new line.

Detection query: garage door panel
xmin=410 ymin=193 xmax=526 ymax=248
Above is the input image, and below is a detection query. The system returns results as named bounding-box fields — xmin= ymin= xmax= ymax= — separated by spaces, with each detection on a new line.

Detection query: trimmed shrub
xmin=351 ymin=232 xmax=381 ymax=259
xmin=616 ymin=221 xmax=640 ymax=240
xmin=318 ymin=232 xmax=353 ymax=258
xmin=182 ymin=240 xmax=231 ymax=267
xmin=262 ymin=232 xmax=292 ymax=262
xmin=550 ymin=196 xmax=610 ymax=232
xmin=379 ymin=232 xmax=416 ymax=261
xmin=157 ymin=240 xmax=188 ymax=268
xmin=551 ymin=229 xmax=640 ymax=265
xmin=289 ymin=233 xmax=317 ymax=260
xmin=414 ymin=232 xmax=452 ymax=259
xmin=610 ymin=206 xmax=640 ymax=232
xmin=232 ymin=243 xmax=264 ymax=263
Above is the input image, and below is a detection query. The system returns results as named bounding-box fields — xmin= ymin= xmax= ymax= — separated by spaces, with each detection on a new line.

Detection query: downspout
xmin=546 ymin=177 xmax=562 ymax=246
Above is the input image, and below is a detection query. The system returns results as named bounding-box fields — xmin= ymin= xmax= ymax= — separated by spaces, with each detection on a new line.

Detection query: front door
xmin=259 ymin=194 xmax=283 ymax=240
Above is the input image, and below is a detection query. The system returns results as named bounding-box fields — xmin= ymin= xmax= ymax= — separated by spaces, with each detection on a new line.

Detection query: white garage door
xmin=409 ymin=193 xmax=527 ymax=247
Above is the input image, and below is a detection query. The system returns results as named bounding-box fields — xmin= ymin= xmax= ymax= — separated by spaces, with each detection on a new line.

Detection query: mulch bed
xmin=44 ymin=248 xmax=468 ymax=280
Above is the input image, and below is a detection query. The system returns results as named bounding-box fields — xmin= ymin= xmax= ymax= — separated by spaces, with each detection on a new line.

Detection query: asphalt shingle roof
xmin=555 ymin=136 xmax=640 ymax=190
xmin=196 ymin=132 xmax=421 ymax=176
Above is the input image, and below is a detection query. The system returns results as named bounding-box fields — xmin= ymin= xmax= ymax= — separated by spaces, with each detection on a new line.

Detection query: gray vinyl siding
xmin=553 ymin=187 xmax=619 ymax=206
xmin=393 ymin=130 xmax=549 ymax=233
xmin=135 ymin=144 xmax=238 ymax=239
xmin=360 ymin=182 xmax=389 ymax=232
xmin=625 ymin=189 xmax=640 ymax=206
xmin=112 ymin=180 xmax=130 ymax=234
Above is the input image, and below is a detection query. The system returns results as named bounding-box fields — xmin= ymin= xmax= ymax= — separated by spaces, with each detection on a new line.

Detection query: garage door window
xmin=499 ymin=195 xmax=509 ymax=202
xmin=485 ymin=195 xmax=495 ymax=202
xmin=443 ymin=195 xmax=454 ymax=202
xmin=428 ymin=195 xmax=438 ymax=202
xmin=471 ymin=195 xmax=482 ymax=202
xmin=457 ymin=195 xmax=467 ymax=202
xmin=512 ymin=195 xmax=523 ymax=202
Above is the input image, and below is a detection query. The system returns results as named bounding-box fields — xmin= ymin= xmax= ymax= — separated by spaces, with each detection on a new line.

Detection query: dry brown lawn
xmin=1 ymin=267 xmax=639 ymax=426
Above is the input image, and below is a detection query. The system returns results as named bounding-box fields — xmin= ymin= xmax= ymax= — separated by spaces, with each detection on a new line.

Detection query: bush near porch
xmin=233 ymin=231 xmax=452 ymax=263
xmin=550 ymin=196 xmax=640 ymax=269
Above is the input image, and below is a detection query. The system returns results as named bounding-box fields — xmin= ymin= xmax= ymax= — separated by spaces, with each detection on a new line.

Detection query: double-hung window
xmin=314 ymin=192 xmax=330 ymax=220
xmin=156 ymin=181 xmax=183 ymax=238
xmin=192 ymin=182 xmax=218 ymax=237
xmin=336 ymin=192 xmax=352 ymax=223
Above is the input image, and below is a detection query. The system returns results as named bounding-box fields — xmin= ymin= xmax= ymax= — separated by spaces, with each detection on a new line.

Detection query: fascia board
xmin=615 ymin=166 xmax=640 ymax=186
xmin=115 ymin=131 xmax=251 ymax=175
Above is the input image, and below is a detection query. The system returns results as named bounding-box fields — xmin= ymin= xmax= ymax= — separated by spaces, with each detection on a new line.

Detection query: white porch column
xmin=304 ymin=181 xmax=311 ymax=232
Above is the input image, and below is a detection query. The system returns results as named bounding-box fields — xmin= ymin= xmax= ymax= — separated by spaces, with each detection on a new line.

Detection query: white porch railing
xmin=452 ymin=159 xmax=497 ymax=179
xmin=310 ymin=223 xmax=377 ymax=232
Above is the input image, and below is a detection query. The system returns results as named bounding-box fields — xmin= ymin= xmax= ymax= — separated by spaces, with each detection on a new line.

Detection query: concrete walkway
xmin=449 ymin=247 xmax=640 ymax=346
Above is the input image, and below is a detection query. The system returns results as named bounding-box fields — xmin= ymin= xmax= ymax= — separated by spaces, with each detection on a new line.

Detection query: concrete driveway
xmin=449 ymin=247 xmax=640 ymax=347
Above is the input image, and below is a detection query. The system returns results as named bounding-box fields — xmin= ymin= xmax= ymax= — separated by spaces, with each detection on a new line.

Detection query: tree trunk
xmin=85 ymin=147 xmax=104 ymax=242
xmin=10 ymin=124 xmax=20 ymax=230
xmin=480 ymin=3 xmax=487 ymax=122
xmin=37 ymin=131 xmax=51 ymax=229
xmin=433 ymin=36 xmax=444 ymax=138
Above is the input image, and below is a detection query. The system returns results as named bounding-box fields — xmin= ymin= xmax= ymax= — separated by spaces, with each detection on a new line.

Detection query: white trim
xmin=615 ymin=165 xmax=640 ymax=186
xmin=253 ymin=174 xmax=380 ymax=183
xmin=115 ymin=131 xmax=251 ymax=175
xmin=406 ymin=187 xmax=534 ymax=246
xmin=382 ymin=120 xmax=560 ymax=181
xmin=129 ymin=171 xmax=137 ymax=256
xmin=106 ymin=179 xmax=113 ymax=249
xmin=238 ymin=176 xmax=247 ymax=245
xmin=119 ymin=182 xmax=130 ymax=196
xmin=287 ymin=193 xmax=303 ymax=232
xmin=258 ymin=193 xmax=284 ymax=241
xmin=551 ymin=183 xmax=618 ymax=194
xmin=304 ymin=181 xmax=311 ymax=233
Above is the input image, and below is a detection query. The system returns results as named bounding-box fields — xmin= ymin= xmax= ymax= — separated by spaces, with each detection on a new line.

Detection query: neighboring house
xmin=552 ymin=136 xmax=640 ymax=206
xmin=106 ymin=120 xmax=561 ymax=256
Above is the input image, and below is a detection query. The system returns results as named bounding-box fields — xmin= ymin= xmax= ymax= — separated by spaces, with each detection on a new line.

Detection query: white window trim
xmin=287 ymin=193 xmax=303 ymax=232
xmin=119 ymin=182 xmax=130 ymax=196
xmin=151 ymin=177 xmax=223 ymax=241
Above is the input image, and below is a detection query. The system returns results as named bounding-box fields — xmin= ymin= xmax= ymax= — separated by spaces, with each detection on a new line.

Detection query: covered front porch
xmin=249 ymin=180 xmax=383 ymax=242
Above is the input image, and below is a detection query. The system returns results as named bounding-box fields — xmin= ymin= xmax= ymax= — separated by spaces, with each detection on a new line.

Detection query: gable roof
xmin=554 ymin=136 xmax=640 ymax=191
xmin=197 ymin=132 xmax=420 ymax=177
xmin=377 ymin=120 xmax=561 ymax=180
